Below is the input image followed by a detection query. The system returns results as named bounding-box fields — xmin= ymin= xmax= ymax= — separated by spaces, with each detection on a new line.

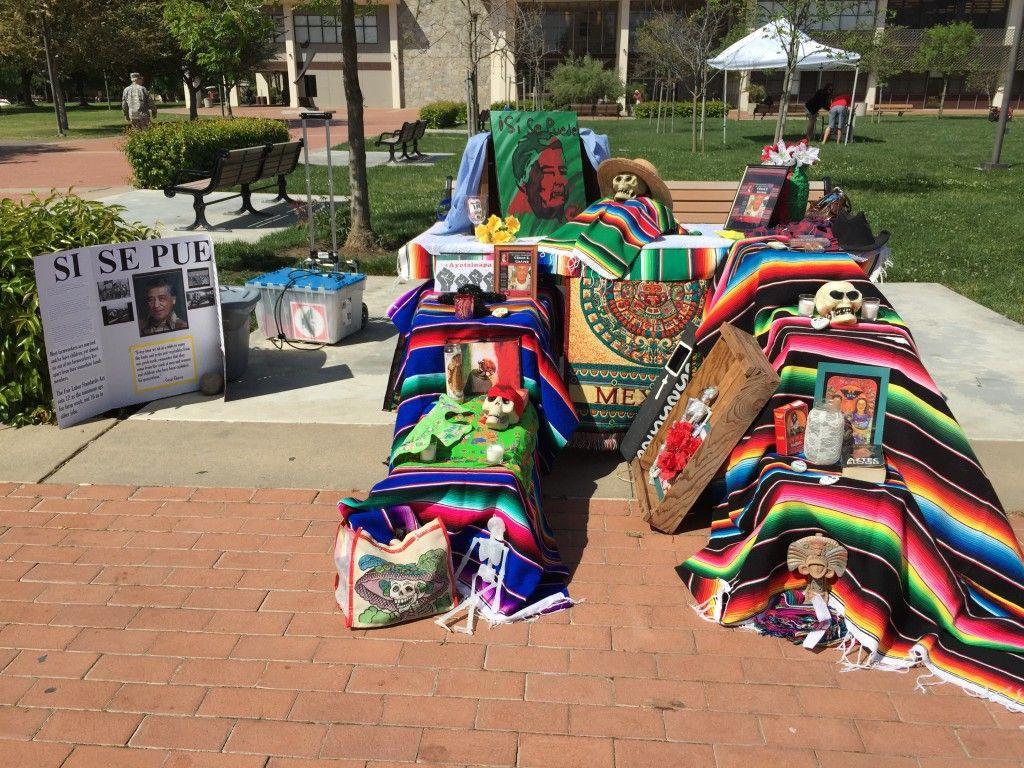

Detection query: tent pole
xmin=722 ymin=71 xmax=727 ymax=144
xmin=846 ymin=65 xmax=860 ymax=145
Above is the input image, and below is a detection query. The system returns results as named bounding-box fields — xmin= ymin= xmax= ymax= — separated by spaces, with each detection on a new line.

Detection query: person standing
xmin=122 ymin=72 xmax=155 ymax=131
xmin=804 ymin=84 xmax=832 ymax=141
xmin=821 ymin=91 xmax=851 ymax=144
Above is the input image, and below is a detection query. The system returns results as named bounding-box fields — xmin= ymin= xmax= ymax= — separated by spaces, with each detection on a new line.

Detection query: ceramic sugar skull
xmin=814 ymin=281 xmax=863 ymax=325
xmin=481 ymin=385 xmax=525 ymax=431
xmin=787 ymin=533 xmax=848 ymax=604
xmin=611 ymin=172 xmax=649 ymax=202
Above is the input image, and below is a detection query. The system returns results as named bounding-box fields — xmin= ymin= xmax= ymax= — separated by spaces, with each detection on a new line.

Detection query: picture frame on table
xmin=725 ymin=165 xmax=790 ymax=232
xmin=444 ymin=338 xmax=522 ymax=401
xmin=493 ymin=244 xmax=538 ymax=298
xmin=434 ymin=253 xmax=495 ymax=293
xmin=813 ymin=363 xmax=889 ymax=447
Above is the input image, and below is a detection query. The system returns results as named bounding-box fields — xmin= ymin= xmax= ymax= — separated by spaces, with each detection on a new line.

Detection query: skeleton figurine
xmin=813 ymin=281 xmax=863 ymax=327
xmin=481 ymin=384 xmax=525 ymax=431
xmin=682 ymin=386 xmax=719 ymax=431
xmin=436 ymin=516 xmax=510 ymax=634
xmin=787 ymin=533 xmax=848 ymax=604
xmin=611 ymin=172 xmax=648 ymax=202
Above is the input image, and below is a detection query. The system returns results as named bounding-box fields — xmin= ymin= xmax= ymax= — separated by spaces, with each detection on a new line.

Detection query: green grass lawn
xmin=219 ymin=116 xmax=1023 ymax=322
xmin=0 ymin=102 xmax=189 ymax=141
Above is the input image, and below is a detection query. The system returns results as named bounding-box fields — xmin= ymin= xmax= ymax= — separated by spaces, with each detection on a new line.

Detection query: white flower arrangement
xmin=761 ymin=139 xmax=820 ymax=168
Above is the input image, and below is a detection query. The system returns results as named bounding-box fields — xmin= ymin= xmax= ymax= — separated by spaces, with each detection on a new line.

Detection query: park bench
xmin=752 ymin=102 xmax=778 ymax=119
xmin=665 ymin=179 xmax=826 ymax=225
xmin=871 ymin=103 xmax=913 ymax=117
xmin=572 ymin=102 xmax=621 ymax=117
xmin=375 ymin=120 xmax=426 ymax=162
xmin=164 ymin=140 xmax=303 ymax=230
xmin=478 ymin=109 xmax=490 ymax=130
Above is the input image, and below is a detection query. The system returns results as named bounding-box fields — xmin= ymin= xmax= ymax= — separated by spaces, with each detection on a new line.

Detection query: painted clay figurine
xmin=787 ymin=533 xmax=848 ymax=604
xmin=813 ymin=281 xmax=863 ymax=326
xmin=481 ymin=384 xmax=526 ymax=431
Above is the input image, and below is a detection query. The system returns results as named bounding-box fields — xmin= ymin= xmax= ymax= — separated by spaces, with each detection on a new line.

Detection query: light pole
xmin=983 ymin=0 xmax=1023 ymax=170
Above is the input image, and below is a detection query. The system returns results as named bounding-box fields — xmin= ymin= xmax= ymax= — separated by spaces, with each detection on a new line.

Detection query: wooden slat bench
xmin=572 ymin=103 xmax=621 ymax=117
xmin=163 ymin=140 xmax=302 ymax=230
xmin=665 ymin=179 xmax=826 ymax=225
xmin=752 ymin=102 xmax=778 ymax=119
xmin=871 ymin=103 xmax=913 ymax=117
xmin=375 ymin=120 xmax=425 ymax=162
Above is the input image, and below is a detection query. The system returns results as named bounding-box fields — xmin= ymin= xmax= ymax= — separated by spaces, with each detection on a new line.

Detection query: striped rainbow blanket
xmin=680 ymin=242 xmax=1024 ymax=710
xmin=539 ymin=197 xmax=678 ymax=279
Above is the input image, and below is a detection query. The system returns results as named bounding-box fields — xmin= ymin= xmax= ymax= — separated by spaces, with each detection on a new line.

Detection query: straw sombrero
xmin=597 ymin=157 xmax=672 ymax=207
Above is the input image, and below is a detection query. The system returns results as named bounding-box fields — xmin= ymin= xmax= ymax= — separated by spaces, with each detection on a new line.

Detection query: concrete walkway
xmin=301 ymin=149 xmax=453 ymax=168
xmin=0 ymin=479 xmax=1021 ymax=768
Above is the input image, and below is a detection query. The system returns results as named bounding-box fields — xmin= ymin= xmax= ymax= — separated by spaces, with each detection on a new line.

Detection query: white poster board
xmin=33 ymin=235 xmax=225 ymax=428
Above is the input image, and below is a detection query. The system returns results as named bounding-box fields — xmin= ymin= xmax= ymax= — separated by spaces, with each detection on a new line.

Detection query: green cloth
xmin=392 ymin=395 xmax=476 ymax=462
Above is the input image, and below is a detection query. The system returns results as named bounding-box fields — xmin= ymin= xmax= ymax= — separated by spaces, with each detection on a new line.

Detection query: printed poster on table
xmin=33 ymin=235 xmax=225 ymax=428
xmin=491 ymin=111 xmax=586 ymax=238
xmin=725 ymin=165 xmax=789 ymax=231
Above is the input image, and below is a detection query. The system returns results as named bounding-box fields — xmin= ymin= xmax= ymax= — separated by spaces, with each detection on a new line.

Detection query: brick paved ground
xmin=1 ymin=481 xmax=1022 ymax=767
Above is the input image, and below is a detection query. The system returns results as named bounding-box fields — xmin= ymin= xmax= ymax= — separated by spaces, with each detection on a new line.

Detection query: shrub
xmin=123 ymin=117 xmax=290 ymax=189
xmin=419 ymin=101 xmax=465 ymax=129
xmin=489 ymin=99 xmax=555 ymax=112
xmin=632 ymin=99 xmax=729 ymax=120
xmin=0 ymin=194 xmax=155 ymax=426
xmin=548 ymin=55 xmax=624 ymax=108
xmin=745 ymin=84 xmax=767 ymax=104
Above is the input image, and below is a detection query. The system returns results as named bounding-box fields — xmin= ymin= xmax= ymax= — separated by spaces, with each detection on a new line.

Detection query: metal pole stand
xmin=299 ymin=111 xmax=339 ymax=268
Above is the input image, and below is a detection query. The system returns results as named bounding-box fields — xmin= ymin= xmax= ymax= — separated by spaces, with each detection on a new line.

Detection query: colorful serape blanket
xmin=339 ymin=466 xmax=568 ymax=617
xmin=538 ymin=197 xmax=677 ymax=279
xmin=680 ymin=243 xmax=1024 ymax=710
xmin=391 ymin=293 xmax=577 ymax=473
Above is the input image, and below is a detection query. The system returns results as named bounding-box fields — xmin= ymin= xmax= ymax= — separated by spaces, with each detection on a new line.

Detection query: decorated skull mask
xmin=612 ymin=172 xmax=648 ymax=202
xmin=814 ymin=281 xmax=862 ymax=325
xmin=787 ymin=533 xmax=848 ymax=604
xmin=385 ymin=579 xmax=425 ymax=612
xmin=482 ymin=393 xmax=520 ymax=431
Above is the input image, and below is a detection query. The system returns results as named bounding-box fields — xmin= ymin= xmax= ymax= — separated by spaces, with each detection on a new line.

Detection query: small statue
xmin=813 ymin=281 xmax=863 ymax=326
xmin=787 ymin=533 xmax=848 ymax=604
xmin=481 ymin=384 xmax=525 ymax=431
xmin=682 ymin=386 xmax=718 ymax=429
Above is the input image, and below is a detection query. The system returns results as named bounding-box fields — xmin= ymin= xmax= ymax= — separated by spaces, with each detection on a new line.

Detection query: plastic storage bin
xmin=219 ymin=286 xmax=260 ymax=382
xmin=246 ymin=268 xmax=366 ymax=344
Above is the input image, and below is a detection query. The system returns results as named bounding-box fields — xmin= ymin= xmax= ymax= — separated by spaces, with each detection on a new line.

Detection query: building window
xmin=304 ymin=74 xmax=318 ymax=98
xmin=887 ymin=0 xmax=1008 ymax=29
xmin=536 ymin=2 xmax=619 ymax=61
xmin=267 ymin=4 xmax=286 ymax=43
xmin=292 ymin=11 xmax=379 ymax=45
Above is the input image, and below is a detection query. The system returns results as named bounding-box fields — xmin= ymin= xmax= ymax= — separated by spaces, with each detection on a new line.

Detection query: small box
xmin=774 ymin=400 xmax=808 ymax=455
xmin=247 ymin=268 xmax=365 ymax=344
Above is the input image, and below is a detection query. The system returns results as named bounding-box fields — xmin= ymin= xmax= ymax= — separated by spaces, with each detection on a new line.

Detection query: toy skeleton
xmin=813 ymin=281 xmax=863 ymax=327
xmin=682 ymin=386 xmax=718 ymax=431
xmin=436 ymin=516 xmax=510 ymax=634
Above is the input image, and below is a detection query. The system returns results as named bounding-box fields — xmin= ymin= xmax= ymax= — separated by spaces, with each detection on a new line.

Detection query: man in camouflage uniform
xmin=122 ymin=72 xmax=155 ymax=130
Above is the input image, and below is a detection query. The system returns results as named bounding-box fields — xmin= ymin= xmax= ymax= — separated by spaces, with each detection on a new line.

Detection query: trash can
xmin=219 ymin=286 xmax=260 ymax=382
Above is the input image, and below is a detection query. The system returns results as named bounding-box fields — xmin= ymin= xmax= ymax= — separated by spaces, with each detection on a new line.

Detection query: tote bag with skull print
xmin=333 ymin=511 xmax=458 ymax=629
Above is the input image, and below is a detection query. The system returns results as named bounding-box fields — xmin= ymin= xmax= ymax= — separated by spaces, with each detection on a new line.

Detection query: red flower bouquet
xmin=656 ymin=421 xmax=704 ymax=484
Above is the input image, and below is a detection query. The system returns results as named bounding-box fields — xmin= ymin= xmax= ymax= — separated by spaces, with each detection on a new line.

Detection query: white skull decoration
xmin=482 ymin=394 xmax=520 ymax=431
xmin=387 ymin=579 xmax=425 ymax=612
xmin=814 ymin=280 xmax=863 ymax=325
xmin=611 ymin=172 xmax=648 ymax=202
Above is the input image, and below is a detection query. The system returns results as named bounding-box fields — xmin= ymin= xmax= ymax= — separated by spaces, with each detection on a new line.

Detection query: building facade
xmin=215 ymin=0 xmax=1022 ymax=112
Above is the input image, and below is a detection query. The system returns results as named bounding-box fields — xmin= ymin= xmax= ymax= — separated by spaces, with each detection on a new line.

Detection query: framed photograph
xmin=443 ymin=338 xmax=521 ymax=400
xmin=814 ymin=363 xmax=889 ymax=446
xmin=725 ymin=165 xmax=790 ymax=231
xmin=493 ymin=244 xmax=538 ymax=298
xmin=434 ymin=254 xmax=495 ymax=293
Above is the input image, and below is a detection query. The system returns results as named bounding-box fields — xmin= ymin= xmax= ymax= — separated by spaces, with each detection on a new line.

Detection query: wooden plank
xmin=630 ymin=323 xmax=779 ymax=534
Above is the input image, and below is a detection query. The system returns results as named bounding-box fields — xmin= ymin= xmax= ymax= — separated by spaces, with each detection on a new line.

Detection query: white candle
xmin=486 ymin=443 xmax=505 ymax=465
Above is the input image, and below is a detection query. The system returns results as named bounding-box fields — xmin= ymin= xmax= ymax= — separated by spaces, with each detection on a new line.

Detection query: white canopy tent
xmin=707 ymin=19 xmax=862 ymax=144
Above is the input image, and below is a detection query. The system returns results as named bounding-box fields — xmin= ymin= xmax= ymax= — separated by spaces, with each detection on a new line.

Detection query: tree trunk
xmin=40 ymin=17 xmax=68 ymax=135
xmin=690 ymin=90 xmax=697 ymax=153
xmin=19 ymin=68 xmax=34 ymax=107
xmin=700 ymin=91 xmax=707 ymax=153
xmin=339 ymin=0 xmax=375 ymax=250
xmin=222 ymin=76 xmax=234 ymax=118
xmin=74 ymin=73 xmax=88 ymax=106
xmin=938 ymin=75 xmax=947 ymax=117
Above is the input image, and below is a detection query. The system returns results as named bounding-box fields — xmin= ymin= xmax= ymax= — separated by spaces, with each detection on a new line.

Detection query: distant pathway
xmin=0 ymin=106 xmax=422 ymax=203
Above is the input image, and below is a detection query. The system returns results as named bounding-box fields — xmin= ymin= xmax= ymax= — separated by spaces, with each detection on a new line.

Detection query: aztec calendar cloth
xmin=679 ymin=240 xmax=1024 ymax=711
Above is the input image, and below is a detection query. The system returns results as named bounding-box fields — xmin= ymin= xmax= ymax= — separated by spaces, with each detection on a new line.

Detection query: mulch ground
xmin=1 ymin=481 xmax=1022 ymax=767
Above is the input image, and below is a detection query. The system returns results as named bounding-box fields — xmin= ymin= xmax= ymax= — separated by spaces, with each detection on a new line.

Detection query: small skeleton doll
xmin=682 ymin=386 xmax=719 ymax=431
xmin=787 ymin=533 xmax=848 ymax=604
xmin=611 ymin=172 xmax=648 ymax=202
xmin=436 ymin=516 xmax=510 ymax=634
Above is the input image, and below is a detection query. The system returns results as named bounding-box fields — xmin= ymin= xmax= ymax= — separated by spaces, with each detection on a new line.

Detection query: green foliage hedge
xmin=0 ymin=194 xmax=155 ymax=426
xmin=633 ymin=100 xmax=729 ymax=120
xmin=123 ymin=117 xmax=290 ymax=189
xmin=418 ymin=101 xmax=466 ymax=129
xmin=489 ymin=99 xmax=556 ymax=112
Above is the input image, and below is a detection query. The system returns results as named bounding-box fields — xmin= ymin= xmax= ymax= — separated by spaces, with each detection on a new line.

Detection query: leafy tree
xmin=510 ymin=2 xmax=546 ymax=109
xmin=0 ymin=3 xmax=43 ymax=106
xmin=840 ymin=23 xmax=907 ymax=122
xmin=547 ymin=55 xmax=623 ymax=109
xmin=164 ymin=0 xmax=275 ymax=118
xmin=914 ymin=22 xmax=981 ymax=117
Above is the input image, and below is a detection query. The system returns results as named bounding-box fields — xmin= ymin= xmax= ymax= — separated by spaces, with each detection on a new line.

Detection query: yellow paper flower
xmin=504 ymin=215 xmax=520 ymax=235
xmin=485 ymin=214 xmax=502 ymax=231
xmin=492 ymin=229 xmax=512 ymax=244
xmin=474 ymin=224 xmax=491 ymax=243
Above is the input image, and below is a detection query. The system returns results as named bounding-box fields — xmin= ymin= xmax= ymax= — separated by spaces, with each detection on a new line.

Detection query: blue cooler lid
xmin=246 ymin=268 xmax=366 ymax=292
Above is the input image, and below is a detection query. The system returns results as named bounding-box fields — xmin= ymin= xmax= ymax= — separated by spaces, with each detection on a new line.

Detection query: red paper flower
xmin=656 ymin=421 xmax=704 ymax=484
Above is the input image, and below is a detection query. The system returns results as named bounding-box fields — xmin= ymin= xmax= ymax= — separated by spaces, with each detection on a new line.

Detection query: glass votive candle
xmin=798 ymin=294 xmax=815 ymax=317
xmin=861 ymin=298 xmax=881 ymax=321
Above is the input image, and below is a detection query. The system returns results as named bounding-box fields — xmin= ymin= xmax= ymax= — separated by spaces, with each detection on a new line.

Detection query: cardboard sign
xmin=33 ymin=236 xmax=225 ymax=427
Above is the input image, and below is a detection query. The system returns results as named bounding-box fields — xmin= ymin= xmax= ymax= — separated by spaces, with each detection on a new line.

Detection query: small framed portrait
xmin=726 ymin=165 xmax=790 ymax=232
xmin=814 ymin=363 xmax=890 ymax=446
xmin=493 ymin=244 xmax=538 ymax=298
